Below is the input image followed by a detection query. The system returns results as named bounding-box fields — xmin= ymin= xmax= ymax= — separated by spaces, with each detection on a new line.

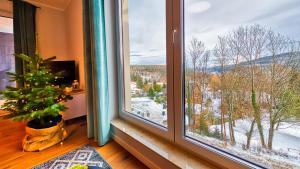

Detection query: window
xmin=183 ymin=0 xmax=300 ymax=168
xmin=117 ymin=0 xmax=300 ymax=168
xmin=0 ymin=16 xmax=15 ymax=97
xmin=119 ymin=0 xmax=173 ymax=130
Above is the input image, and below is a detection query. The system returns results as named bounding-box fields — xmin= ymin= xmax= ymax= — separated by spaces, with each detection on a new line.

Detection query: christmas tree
xmin=0 ymin=54 xmax=72 ymax=124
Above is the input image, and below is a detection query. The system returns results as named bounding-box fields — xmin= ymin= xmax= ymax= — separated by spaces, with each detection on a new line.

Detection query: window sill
xmin=110 ymin=119 xmax=219 ymax=169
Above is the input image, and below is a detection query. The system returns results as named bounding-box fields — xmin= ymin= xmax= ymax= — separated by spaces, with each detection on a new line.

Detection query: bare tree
xmin=214 ymin=36 xmax=229 ymax=145
xmin=188 ymin=38 xmax=205 ymax=128
xmin=227 ymin=25 xmax=268 ymax=148
xmin=265 ymin=30 xmax=300 ymax=149
xmin=187 ymin=24 xmax=300 ymax=153
xmin=197 ymin=51 xmax=210 ymax=112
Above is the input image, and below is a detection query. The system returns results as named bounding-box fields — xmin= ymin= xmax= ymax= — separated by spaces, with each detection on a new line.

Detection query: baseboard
xmin=65 ymin=115 xmax=87 ymax=125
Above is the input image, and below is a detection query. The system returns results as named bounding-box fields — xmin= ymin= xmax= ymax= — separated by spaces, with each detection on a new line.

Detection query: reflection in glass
xmin=0 ymin=17 xmax=15 ymax=94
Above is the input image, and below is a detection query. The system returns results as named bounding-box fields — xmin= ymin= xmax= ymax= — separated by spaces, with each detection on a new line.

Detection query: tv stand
xmin=62 ymin=90 xmax=86 ymax=120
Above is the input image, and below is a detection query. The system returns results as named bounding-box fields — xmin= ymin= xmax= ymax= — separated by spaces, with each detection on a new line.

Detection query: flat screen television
xmin=48 ymin=61 xmax=76 ymax=86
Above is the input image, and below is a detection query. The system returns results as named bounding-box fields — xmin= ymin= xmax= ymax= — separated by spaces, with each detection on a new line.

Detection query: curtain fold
xmin=83 ymin=0 xmax=110 ymax=146
xmin=13 ymin=0 xmax=36 ymax=86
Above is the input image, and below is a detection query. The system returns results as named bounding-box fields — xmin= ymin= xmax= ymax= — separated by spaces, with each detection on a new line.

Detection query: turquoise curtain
xmin=83 ymin=0 xmax=110 ymax=146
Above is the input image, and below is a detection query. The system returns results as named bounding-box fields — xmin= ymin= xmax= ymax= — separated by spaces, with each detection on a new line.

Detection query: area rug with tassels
xmin=32 ymin=145 xmax=112 ymax=169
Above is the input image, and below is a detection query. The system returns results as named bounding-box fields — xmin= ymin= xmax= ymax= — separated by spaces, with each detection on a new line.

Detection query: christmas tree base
xmin=22 ymin=120 xmax=68 ymax=151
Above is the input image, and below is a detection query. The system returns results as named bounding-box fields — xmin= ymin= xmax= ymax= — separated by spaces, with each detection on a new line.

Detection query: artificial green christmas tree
xmin=0 ymin=54 xmax=72 ymax=126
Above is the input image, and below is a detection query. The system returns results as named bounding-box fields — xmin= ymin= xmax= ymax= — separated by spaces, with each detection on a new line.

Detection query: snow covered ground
xmin=130 ymin=83 xmax=300 ymax=168
xmin=131 ymin=97 xmax=167 ymax=126
xmin=187 ymin=117 xmax=300 ymax=168
xmin=186 ymin=88 xmax=300 ymax=168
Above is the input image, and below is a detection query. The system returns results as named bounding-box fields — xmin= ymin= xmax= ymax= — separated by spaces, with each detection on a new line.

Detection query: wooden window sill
xmin=110 ymin=119 xmax=219 ymax=169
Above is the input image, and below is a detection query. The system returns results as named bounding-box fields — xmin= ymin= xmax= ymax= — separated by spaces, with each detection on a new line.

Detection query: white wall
xmin=36 ymin=7 xmax=70 ymax=60
xmin=0 ymin=0 xmax=83 ymax=83
xmin=64 ymin=0 xmax=84 ymax=89
xmin=35 ymin=0 xmax=85 ymax=89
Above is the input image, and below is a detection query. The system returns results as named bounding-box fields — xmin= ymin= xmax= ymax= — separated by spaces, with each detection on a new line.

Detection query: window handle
xmin=172 ymin=28 xmax=177 ymax=43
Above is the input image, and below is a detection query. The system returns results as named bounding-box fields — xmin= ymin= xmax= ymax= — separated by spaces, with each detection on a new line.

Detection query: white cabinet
xmin=62 ymin=91 xmax=86 ymax=120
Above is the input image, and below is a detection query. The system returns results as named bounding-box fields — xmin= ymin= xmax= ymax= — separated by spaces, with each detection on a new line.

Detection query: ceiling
xmin=25 ymin=0 xmax=71 ymax=11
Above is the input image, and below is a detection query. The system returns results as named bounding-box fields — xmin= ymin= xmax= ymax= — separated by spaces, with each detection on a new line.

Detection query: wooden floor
xmin=0 ymin=119 xmax=148 ymax=169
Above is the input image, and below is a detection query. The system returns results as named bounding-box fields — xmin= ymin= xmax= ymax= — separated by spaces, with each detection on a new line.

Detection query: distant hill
xmin=130 ymin=52 xmax=300 ymax=74
xmin=130 ymin=65 xmax=166 ymax=73
xmin=207 ymin=52 xmax=300 ymax=73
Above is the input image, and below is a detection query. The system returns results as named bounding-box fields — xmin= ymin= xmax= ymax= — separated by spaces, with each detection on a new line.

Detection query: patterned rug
xmin=32 ymin=145 xmax=112 ymax=169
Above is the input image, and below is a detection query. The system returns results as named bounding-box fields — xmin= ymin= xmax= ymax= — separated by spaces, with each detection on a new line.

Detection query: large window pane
xmin=0 ymin=17 xmax=15 ymax=105
xmin=122 ymin=0 xmax=167 ymax=127
xmin=184 ymin=0 xmax=300 ymax=168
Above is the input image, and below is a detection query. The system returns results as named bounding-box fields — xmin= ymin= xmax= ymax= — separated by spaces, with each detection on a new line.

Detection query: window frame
xmin=116 ymin=0 xmax=175 ymax=141
xmin=173 ymin=0 xmax=268 ymax=168
xmin=116 ymin=0 xmax=269 ymax=168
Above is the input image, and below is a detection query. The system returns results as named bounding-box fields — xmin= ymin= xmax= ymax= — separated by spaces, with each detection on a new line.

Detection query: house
xmin=0 ymin=0 xmax=300 ymax=169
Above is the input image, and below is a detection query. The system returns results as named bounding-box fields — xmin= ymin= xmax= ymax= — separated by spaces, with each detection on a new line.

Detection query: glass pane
xmin=0 ymin=17 xmax=15 ymax=103
xmin=122 ymin=0 xmax=167 ymax=127
xmin=184 ymin=0 xmax=300 ymax=168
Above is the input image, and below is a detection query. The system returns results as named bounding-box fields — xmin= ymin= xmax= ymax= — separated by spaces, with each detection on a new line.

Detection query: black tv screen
xmin=48 ymin=61 xmax=76 ymax=86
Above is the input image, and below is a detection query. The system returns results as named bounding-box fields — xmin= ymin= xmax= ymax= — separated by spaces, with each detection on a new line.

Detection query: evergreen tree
xmin=153 ymin=83 xmax=162 ymax=93
xmin=136 ymin=76 xmax=143 ymax=89
xmin=0 ymin=54 xmax=72 ymax=123
xmin=199 ymin=113 xmax=209 ymax=136
xmin=154 ymin=96 xmax=166 ymax=104
xmin=211 ymin=127 xmax=222 ymax=140
xmin=148 ymin=87 xmax=155 ymax=98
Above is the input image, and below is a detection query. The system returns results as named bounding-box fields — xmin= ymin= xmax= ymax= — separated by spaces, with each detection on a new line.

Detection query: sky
xmin=127 ymin=0 xmax=300 ymax=65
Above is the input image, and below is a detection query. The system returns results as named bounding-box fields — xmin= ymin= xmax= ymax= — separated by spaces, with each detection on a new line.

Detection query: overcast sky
xmin=128 ymin=0 xmax=300 ymax=65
